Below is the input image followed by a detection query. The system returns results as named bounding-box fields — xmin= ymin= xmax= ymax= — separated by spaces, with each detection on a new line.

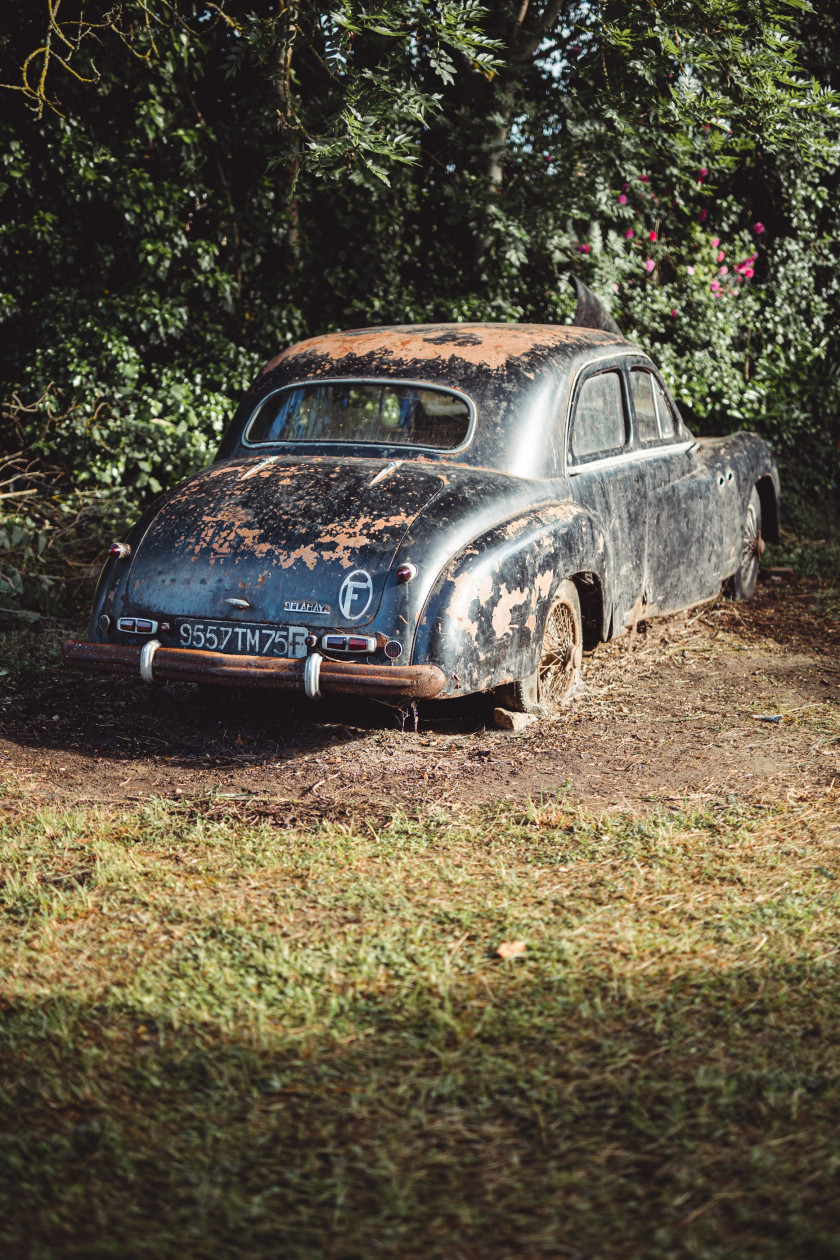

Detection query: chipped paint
xmin=261 ymin=323 xmax=621 ymax=376
xmin=491 ymin=586 xmax=528 ymax=639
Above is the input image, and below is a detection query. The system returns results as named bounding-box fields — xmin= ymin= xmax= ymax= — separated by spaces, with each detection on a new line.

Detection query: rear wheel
xmin=505 ymin=580 xmax=582 ymax=716
xmin=731 ymin=487 xmax=763 ymax=601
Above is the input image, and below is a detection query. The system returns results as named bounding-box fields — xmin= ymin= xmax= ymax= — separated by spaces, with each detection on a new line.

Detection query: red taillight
xmin=395 ymin=562 xmax=417 ymax=584
xmin=117 ymin=617 xmax=159 ymax=635
xmin=109 ymin=542 xmax=131 ymax=560
xmin=321 ymin=634 xmax=376 ymax=653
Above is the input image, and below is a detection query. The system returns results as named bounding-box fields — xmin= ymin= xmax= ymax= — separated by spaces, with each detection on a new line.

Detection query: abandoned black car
xmin=64 ymin=291 xmax=780 ymax=714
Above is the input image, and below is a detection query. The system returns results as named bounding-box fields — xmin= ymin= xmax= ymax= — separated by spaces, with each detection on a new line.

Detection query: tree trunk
xmin=273 ymin=1 xmax=301 ymax=271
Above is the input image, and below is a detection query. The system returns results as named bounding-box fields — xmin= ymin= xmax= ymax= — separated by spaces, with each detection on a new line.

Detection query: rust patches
xmin=443 ymin=569 xmax=494 ymax=643
xmin=278 ymin=544 xmax=319 ymax=571
xmin=491 ymin=585 xmax=528 ymax=639
xmin=476 ymin=573 xmax=494 ymax=605
xmin=262 ymin=323 xmax=620 ymax=376
xmin=535 ymin=569 xmax=553 ymax=602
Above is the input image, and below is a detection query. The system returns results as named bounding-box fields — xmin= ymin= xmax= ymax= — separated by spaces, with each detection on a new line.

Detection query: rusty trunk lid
xmin=124 ymin=456 xmax=446 ymax=627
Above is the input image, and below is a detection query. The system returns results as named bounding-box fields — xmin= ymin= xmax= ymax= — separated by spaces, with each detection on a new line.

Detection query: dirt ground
xmin=1 ymin=575 xmax=839 ymax=818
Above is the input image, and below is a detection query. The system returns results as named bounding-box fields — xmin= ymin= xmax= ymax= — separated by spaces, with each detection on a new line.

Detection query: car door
xmin=628 ymin=366 xmax=726 ymax=614
xmin=565 ymin=362 xmax=649 ymax=633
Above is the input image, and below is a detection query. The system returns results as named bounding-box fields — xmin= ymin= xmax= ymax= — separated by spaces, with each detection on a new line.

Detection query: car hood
xmin=124 ymin=456 xmax=447 ymax=626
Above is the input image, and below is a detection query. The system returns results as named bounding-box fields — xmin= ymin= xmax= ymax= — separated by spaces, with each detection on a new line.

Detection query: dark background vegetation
xmin=1 ymin=0 xmax=839 ymax=614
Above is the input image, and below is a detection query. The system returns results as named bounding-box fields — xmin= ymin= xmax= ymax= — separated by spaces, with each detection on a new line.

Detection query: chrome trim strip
xmin=241 ymin=377 xmax=478 ymax=456
xmin=567 ymin=440 xmax=695 ymax=476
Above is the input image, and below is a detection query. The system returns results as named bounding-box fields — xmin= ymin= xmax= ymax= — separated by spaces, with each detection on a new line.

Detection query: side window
xmin=653 ymin=377 xmax=676 ymax=439
xmin=630 ymin=370 xmax=660 ymax=444
xmin=570 ymin=371 xmax=627 ymax=461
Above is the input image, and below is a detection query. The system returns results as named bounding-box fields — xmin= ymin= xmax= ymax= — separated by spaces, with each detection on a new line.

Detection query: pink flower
xmin=612 ymin=282 xmax=619 ymax=292
xmin=710 ymin=279 xmax=721 ymax=292
xmin=686 ymin=265 xmax=695 ymax=275
xmin=648 ymin=230 xmax=657 ymax=242
xmin=711 ymin=237 xmax=720 ymax=248
xmin=618 ymin=193 xmax=628 ymax=205
xmin=719 ymin=265 xmax=729 ymax=276
xmin=670 ymin=308 xmax=678 ymax=317
xmin=698 ymin=209 xmax=708 ymax=222
xmin=698 ymin=166 xmax=709 ymax=179
xmin=575 ymin=243 xmax=591 ymax=254
xmin=625 ymin=228 xmax=634 ymax=239
xmin=644 ymin=259 xmax=655 ymax=273
xmin=717 ymin=250 xmax=725 ymax=262
xmin=753 ymin=222 xmax=766 ymax=234
xmin=744 ymin=266 xmax=754 ymax=278
xmin=640 ymin=174 xmax=649 ymax=183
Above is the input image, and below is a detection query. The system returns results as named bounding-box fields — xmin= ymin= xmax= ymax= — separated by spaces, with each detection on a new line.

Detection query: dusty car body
xmin=64 ymin=296 xmax=780 ymax=712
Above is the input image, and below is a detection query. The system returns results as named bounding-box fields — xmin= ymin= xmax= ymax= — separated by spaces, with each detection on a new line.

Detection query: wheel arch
xmin=755 ymin=474 xmax=780 ymax=544
xmin=412 ymin=504 xmax=610 ymax=698
xmin=570 ymin=571 xmax=605 ymax=651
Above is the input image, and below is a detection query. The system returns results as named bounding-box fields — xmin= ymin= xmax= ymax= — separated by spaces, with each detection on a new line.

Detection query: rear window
xmin=245 ymin=381 xmax=473 ymax=451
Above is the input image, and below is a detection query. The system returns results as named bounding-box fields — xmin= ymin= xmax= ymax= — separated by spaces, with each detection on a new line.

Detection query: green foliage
xmin=1 ymin=0 xmax=839 ymax=612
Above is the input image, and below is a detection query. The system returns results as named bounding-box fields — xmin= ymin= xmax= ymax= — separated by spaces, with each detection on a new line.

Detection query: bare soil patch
xmin=1 ymin=578 xmax=838 ymax=815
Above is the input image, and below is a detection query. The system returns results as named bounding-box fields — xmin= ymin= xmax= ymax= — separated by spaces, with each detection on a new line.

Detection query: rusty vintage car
xmin=64 ymin=284 xmax=780 ymax=714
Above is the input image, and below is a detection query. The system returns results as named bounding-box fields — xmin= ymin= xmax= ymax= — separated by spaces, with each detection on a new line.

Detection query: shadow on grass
xmin=2 ymin=963 xmax=839 ymax=1260
xmin=0 ymin=621 xmax=496 ymax=778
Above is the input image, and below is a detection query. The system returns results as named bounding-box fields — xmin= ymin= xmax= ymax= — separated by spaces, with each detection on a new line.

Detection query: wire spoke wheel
xmin=538 ymin=598 xmax=580 ymax=708
xmin=505 ymin=579 xmax=582 ymax=716
xmin=733 ymin=487 xmax=763 ymax=601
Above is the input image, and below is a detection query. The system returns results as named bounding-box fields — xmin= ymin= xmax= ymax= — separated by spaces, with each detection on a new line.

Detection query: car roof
xmin=217 ymin=322 xmax=641 ymax=480
xmin=260 ymin=323 xmax=629 ymax=383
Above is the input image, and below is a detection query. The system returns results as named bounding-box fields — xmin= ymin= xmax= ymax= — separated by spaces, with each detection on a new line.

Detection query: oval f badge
xmin=338 ymin=569 xmax=374 ymax=620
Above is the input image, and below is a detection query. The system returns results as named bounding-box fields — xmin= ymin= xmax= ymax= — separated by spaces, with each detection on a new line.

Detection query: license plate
xmin=178 ymin=620 xmax=308 ymax=658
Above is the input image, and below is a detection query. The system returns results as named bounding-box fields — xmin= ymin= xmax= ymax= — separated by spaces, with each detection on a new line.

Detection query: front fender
xmin=413 ymin=503 xmax=609 ymax=697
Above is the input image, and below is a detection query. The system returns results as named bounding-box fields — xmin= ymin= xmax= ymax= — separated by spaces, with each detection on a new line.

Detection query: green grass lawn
xmin=2 ymin=786 xmax=839 ymax=1258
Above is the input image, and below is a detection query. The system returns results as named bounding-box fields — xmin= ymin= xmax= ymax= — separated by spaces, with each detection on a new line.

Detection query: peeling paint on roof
xmin=262 ymin=323 xmax=623 ymax=376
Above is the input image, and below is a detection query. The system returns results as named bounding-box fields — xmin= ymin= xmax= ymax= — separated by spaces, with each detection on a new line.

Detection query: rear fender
xmin=413 ymin=504 xmax=610 ymax=697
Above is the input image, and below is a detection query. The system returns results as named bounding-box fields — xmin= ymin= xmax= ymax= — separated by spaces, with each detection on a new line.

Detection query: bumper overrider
xmin=62 ymin=640 xmax=447 ymax=701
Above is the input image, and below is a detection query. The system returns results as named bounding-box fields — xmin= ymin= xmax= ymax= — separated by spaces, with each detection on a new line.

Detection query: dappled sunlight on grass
xmin=2 ymin=793 xmax=840 ymax=1255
